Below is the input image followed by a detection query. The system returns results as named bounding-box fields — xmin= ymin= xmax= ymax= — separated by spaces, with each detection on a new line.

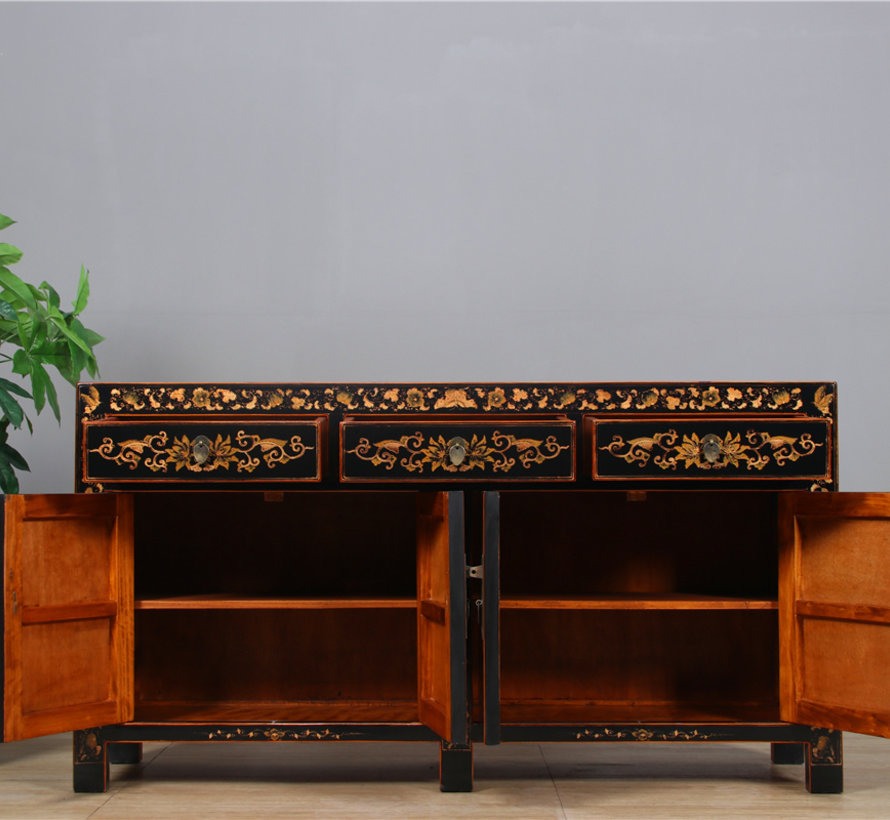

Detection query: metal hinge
xmin=466 ymin=565 xmax=483 ymax=580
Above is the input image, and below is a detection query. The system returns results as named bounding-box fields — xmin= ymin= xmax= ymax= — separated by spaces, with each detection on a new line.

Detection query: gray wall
xmin=2 ymin=2 xmax=888 ymax=492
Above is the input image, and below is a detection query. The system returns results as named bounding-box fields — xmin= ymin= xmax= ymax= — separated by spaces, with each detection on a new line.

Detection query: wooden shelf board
xmin=135 ymin=595 xmax=417 ymax=611
xmin=133 ymin=700 xmax=420 ymax=723
xmin=500 ymin=594 xmax=778 ymax=611
xmin=500 ymin=700 xmax=781 ymax=723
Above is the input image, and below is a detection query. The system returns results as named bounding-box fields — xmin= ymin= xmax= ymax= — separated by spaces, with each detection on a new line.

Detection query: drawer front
xmin=84 ymin=419 xmax=325 ymax=483
xmin=341 ymin=420 xmax=575 ymax=482
xmin=591 ymin=417 xmax=831 ymax=481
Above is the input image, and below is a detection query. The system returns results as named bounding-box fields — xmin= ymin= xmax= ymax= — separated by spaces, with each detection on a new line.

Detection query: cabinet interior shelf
xmin=500 ymin=594 xmax=778 ymax=611
xmin=135 ymin=595 xmax=417 ymax=610
xmin=134 ymin=700 xmax=421 ymax=723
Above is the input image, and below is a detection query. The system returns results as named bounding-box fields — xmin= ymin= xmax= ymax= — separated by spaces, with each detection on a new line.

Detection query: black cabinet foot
xmin=771 ymin=742 xmax=805 ymax=765
xmin=440 ymin=742 xmax=473 ymax=792
xmin=73 ymin=730 xmax=109 ymax=793
xmin=109 ymin=742 xmax=143 ymax=765
xmin=806 ymin=729 xmax=843 ymax=794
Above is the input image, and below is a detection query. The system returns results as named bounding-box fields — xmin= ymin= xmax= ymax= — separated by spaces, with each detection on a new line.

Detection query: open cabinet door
xmin=780 ymin=492 xmax=890 ymax=737
xmin=2 ymin=494 xmax=134 ymax=741
xmin=417 ymin=491 xmax=467 ymax=744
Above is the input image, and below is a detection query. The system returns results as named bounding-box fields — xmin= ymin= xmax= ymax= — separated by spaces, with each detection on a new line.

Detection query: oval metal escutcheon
xmin=700 ymin=433 xmax=722 ymax=465
xmin=447 ymin=436 xmax=469 ymax=467
xmin=192 ymin=435 xmax=212 ymax=466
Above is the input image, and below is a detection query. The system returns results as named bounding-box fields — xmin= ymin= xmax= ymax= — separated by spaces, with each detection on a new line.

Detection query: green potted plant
xmin=0 ymin=213 xmax=103 ymax=493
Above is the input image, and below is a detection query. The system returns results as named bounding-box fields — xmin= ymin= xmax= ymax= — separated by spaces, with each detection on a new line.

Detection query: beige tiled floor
xmin=2 ymin=733 xmax=890 ymax=819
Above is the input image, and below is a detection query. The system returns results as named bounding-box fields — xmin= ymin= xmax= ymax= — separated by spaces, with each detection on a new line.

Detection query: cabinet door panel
xmin=3 ymin=494 xmax=134 ymax=741
xmin=780 ymin=492 xmax=890 ymax=737
xmin=417 ymin=492 xmax=466 ymax=743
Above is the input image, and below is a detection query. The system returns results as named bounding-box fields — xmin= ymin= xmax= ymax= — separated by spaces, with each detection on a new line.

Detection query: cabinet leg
xmin=73 ymin=730 xmax=109 ymax=793
xmin=805 ymin=729 xmax=843 ymax=794
xmin=439 ymin=742 xmax=473 ymax=792
xmin=109 ymin=742 xmax=143 ymax=765
xmin=771 ymin=742 xmax=805 ymax=765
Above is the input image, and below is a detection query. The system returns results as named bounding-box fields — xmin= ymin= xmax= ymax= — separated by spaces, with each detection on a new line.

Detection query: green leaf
xmin=12 ymin=348 xmax=30 ymax=376
xmin=17 ymin=314 xmax=34 ymax=349
xmin=0 ymin=214 xmax=15 ymax=231
xmin=44 ymin=372 xmax=60 ymax=421
xmin=68 ymin=317 xmax=102 ymax=362
xmin=0 ymin=242 xmax=23 ymax=266
xmin=39 ymin=281 xmax=61 ymax=311
xmin=81 ymin=327 xmax=105 ymax=348
xmin=0 ymin=454 xmax=21 ymax=494
xmin=0 ymin=299 xmax=18 ymax=321
xmin=0 ymin=266 xmax=38 ymax=310
xmin=49 ymin=315 xmax=92 ymax=354
xmin=72 ymin=266 xmax=90 ymax=314
xmin=30 ymin=363 xmax=48 ymax=415
xmin=0 ymin=377 xmax=31 ymax=399
xmin=0 ymin=442 xmax=29 ymax=472
xmin=67 ymin=338 xmax=87 ymax=382
xmin=0 ymin=384 xmax=25 ymax=427
xmin=30 ymin=315 xmax=48 ymax=353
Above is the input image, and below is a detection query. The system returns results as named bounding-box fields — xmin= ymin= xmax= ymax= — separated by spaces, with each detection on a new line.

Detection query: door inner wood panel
xmin=781 ymin=493 xmax=890 ymax=738
xmin=3 ymin=495 xmax=133 ymax=741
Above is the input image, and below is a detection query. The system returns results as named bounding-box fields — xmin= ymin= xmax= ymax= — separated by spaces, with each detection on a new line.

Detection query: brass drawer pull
xmin=700 ymin=433 xmax=722 ymax=465
xmin=191 ymin=435 xmax=212 ymax=466
xmin=447 ymin=437 xmax=469 ymax=467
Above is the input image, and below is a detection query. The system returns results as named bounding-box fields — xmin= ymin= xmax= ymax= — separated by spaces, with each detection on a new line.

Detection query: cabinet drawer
xmin=589 ymin=417 xmax=831 ymax=481
xmin=341 ymin=419 xmax=575 ymax=482
xmin=83 ymin=419 xmax=325 ymax=483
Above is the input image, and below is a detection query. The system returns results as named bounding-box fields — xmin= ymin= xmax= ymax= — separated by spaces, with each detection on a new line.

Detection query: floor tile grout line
xmin=83 ymin=788 xmax=116 ymax=820
xmin=538 ymin=744 xmax=569 ymax=820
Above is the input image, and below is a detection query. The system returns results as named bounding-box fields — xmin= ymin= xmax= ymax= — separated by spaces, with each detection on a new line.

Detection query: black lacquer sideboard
xmin=4 ymin=381 xmax=888 ymax=794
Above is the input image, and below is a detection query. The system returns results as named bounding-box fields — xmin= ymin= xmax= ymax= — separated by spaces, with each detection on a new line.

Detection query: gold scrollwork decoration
xmin=89 ymin=431 xmax=313 ymax=474
xmin=74 ymin=731 xmax=103 ymax=761
xmin=600 ymin=430 xmax=823 ymax=472
xmin=207 ymin=727 xmax=346 ymax=741
xmin=89 ymin=383 xmax=824 ymax=420
xmin=814 ymin=385 xmax=835 ymax=416
xmin=576 ymin=728 xmax=725 ymax=742
xmin=810 ymin=732 xmax=841 ymax=764
xmin=347 ymin=431 xmax=569 ymax=474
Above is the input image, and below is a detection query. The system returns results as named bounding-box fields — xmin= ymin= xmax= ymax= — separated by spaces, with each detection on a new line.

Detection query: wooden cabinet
xmin=7 ymin=381 xmax=887 ymax=795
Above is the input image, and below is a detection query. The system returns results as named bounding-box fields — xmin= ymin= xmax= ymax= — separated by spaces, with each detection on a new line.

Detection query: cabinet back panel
xmin=499 ymin=492 xmax=777 ymax=598
xmin=134 ymin=609 xmax=417 ymax=707
xmin=500 ymin=610 xmax=779 ymax=721
xmin=134 ymin=493 xmax=417 ymax=597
